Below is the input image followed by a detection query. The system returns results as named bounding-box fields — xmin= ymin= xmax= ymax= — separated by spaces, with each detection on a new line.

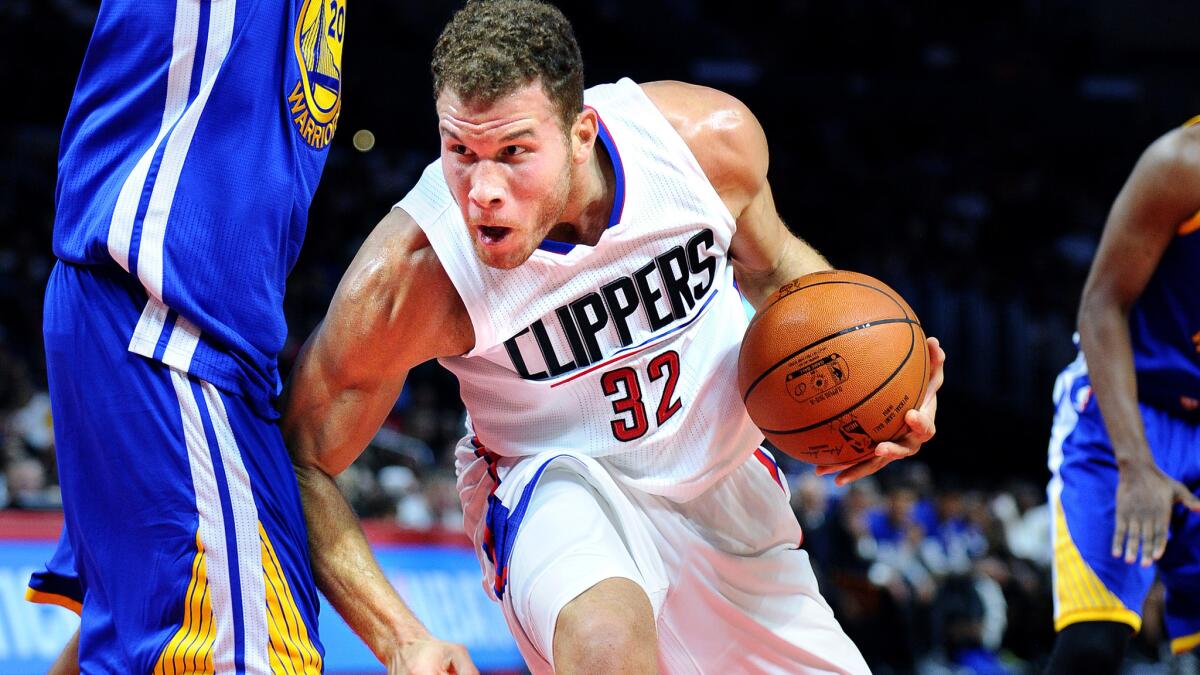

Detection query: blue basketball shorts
xmin=26 ymin=262 xmax=324 ymax=673
xmin=1049 ymin=353 xmax=1200 ymax=654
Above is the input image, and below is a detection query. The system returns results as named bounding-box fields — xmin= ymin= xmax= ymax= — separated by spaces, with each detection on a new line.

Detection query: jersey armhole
xmin=392 ymin=203 xmax=497 ymax=357
xmin=615 ymin=78 xmax=740 ymax=232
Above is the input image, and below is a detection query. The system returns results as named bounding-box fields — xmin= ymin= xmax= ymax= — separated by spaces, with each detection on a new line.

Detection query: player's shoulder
xmin=338 ymin=208 xmax=473 ymax=359
xmin=1141 ymin=119 xmax=1200 ymax=179
xmin=639 ymin=80 xmax=769 ymax=209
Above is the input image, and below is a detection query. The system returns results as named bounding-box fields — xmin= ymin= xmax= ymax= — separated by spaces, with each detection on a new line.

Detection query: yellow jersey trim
xmin=25 ymin=587 xmax=82 ymax=616
xmin=1184 ymin=114 xmax=1200 ymax=128
xmin=1179 ymin=210 xmax=1200 ymax=236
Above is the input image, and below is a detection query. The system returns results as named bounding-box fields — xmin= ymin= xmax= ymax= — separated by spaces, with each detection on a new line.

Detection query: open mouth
xmin=478 ymin=225 xmax=512 ymax=245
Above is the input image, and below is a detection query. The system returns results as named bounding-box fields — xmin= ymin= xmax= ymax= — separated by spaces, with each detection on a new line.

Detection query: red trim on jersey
xmin=548 ymin=341 xmax=660 ymax=388
xmin=473 ymin=436 xmax=508 ymax=595
xmin=754 ymin=448 xmax=785 ymax=492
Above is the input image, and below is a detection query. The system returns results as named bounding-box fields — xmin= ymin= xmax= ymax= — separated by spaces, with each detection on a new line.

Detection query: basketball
xmin=738 ymin=270 xmax=929 ymax=466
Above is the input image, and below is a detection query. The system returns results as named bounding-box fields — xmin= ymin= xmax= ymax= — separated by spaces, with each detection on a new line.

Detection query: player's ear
xmin=570 ymin=107 xmax=599 ymax=164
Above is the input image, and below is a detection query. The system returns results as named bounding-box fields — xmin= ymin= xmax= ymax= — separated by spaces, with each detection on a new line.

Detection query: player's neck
xmin=549 ymin=140 xmax=616 ymax=246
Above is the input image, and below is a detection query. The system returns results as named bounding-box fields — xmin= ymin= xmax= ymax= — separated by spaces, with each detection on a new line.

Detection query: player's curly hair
xmin=432 ymin=0 xmax=584 ymax=130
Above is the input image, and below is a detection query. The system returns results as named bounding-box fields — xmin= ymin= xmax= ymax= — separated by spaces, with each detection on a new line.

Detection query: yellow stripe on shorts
xmin=25 ymin=588 xmax=83 ymax=616
xmin=1052 ymin=498 xmax=1141 ymax=632
xmin=154 ymin=533 xmax=216 ymax=674
xmin=260 ymin=523 xmax=323 ymax=675
xmin=153 ymin=525 xmax=322 ymax=674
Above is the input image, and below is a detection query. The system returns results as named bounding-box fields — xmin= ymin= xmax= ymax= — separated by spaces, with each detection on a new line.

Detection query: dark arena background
xmin=2 ymin=1 xmax=1200 ymax=673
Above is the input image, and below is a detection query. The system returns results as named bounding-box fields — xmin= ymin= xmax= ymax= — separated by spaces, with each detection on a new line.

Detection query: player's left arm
xmin=644 ymin=81 xmax=945 ymax=484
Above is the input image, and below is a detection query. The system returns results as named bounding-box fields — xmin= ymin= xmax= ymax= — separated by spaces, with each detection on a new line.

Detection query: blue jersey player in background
xmin=24 ymin=1 xmax=475 ymax=673
xmin=1045 ymin=116 xmax=1200 ymax=673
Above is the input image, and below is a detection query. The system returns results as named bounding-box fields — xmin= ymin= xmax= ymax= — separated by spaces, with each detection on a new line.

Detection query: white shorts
xmin=456 ymin=440 xmax=869 ymax=674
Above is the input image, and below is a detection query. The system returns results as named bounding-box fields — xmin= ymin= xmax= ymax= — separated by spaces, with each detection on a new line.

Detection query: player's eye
xmin=450 ymin=144 xmax=472 ymax=156
xmin=501 ymin=145 xmax=527 ymax=157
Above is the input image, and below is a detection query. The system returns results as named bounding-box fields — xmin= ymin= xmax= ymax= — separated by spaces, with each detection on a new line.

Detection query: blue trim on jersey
xmin=536 ymin=109 xmax=625 ymax=254
xmin=537 ymin=238 xmax=577 ymax=255
xmin=483 ymin=454 xmax=570 ymax=599
xmin=611 ymin=288 xmax=720 ymax=357
xmin=598 ymin=113 xmax=626 ymax=228
xmin=192 ymin=376 xmax=248 ymax=674
xmin=153 ymin=310 xmax=178 ymax=361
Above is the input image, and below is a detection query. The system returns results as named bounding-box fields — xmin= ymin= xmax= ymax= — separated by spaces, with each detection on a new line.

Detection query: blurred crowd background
xmin=4 ymin=1 xmax=1200 ymax=672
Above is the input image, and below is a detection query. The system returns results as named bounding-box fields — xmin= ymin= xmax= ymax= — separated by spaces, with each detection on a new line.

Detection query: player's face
xmin=437 ymin=83 xmax=574 ymax=270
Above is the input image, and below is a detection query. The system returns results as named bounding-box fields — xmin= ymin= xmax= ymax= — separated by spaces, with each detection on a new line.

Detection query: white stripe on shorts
xmin=170 ymin=369 xmax=238 ymax=673
xmin=201 ymin=381 xmax=269 ymax=674
xmin=1046 ymin=350 xmax=1087 ymax=621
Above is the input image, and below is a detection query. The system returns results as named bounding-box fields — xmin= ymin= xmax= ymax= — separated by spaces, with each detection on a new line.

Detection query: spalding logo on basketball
xmin=784 ymin=353 xmax=849 ymax=404
xmin=738 ymin=270 xmax=928 ymax=466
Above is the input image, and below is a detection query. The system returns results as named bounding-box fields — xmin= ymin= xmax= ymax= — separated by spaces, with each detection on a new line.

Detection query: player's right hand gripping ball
xmin=738 ymin=270 xmax=929 ymax=466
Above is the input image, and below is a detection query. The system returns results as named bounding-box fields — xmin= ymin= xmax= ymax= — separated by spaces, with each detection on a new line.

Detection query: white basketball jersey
xmin=397 ymin=78 xmax=763 ymax=500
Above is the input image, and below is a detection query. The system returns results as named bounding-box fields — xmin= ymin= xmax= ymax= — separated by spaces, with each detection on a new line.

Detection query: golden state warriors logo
xmin=288 ymin=0 xmax=345 ymax=149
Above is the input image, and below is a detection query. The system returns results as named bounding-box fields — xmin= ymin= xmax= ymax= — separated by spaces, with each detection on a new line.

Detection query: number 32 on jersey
xmin=601 ymin=350 xmax=682 ymax=442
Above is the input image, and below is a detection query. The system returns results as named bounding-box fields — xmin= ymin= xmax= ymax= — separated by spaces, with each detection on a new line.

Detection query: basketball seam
xmin=755 ymin=321 xmax=920 ymax=436
xmin=747 ymin=278 xmax=913 ymax=333
xmin=741 ymin=316 xmax=918 ymax=404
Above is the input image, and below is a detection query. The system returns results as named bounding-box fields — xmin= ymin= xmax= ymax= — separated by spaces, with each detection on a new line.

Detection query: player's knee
xmin=553 ymin=577 xmax=656 ymax=674
xmin=1045 ymin=621 xmax=1132 ymax=675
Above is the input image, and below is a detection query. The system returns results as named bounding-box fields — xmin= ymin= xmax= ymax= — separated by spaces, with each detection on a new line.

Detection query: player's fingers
xmin=874 ymin=440 xmax=914 ymax=460
xmin=1123 ymin=519 xmax=1142 ymax=565
xmin=923 ymin=337 xmax=946 ymax=403
xmin=1142 ymin=518 xmax=1162 ymax=567
xmin=835 ymin=456 xmax=892 ymax=486
xmin=449 ymin=645 xmax=479 ymax=675
xmin=902 ymin=408 xmax=936 ymax=443
xmin=1112 ymin=516 xmax=1128 ymax=559
xmin=1150 ymin=520 xmax=1169 ymax=563
xmin=1175 ymin=484 xmax=1200 ymax=512
xmin=815 ymin=460 xmax=861 ymax=475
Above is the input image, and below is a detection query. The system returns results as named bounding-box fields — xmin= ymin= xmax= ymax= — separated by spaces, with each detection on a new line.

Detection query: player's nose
xmin=468 ymin=163 xmax=506 ymax=210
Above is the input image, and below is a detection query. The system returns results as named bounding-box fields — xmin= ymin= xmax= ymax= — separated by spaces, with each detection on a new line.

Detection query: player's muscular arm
xmin=645 ymin=81 xmax=944 ymax=484
xmin=640 ymin=81 xmax=831 ymax=310
xmin=280 ymin=207 xmax=477 ymax=673
xmin=1078 ymin=127 xmax=1200 ymax=566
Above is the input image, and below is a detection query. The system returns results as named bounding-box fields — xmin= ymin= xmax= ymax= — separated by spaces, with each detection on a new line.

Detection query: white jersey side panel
xmin=397 ymin=78 xmax=763 ymax=499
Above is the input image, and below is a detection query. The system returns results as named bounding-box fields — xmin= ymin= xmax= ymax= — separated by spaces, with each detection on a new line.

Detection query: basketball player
xmin=24 ymin=2 xmax=473 ymax=673
xmin=282 ymin=1 xmax=945 ymax=672
xmin=1046 ymin=117 xmax=1200 ymax=673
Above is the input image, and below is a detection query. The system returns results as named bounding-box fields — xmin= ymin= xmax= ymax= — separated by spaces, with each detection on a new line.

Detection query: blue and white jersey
xmin=1129 ymin=205 xmax=1200 ymax=412
xmin=53 ymin=0 xmax=346 ymax=415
